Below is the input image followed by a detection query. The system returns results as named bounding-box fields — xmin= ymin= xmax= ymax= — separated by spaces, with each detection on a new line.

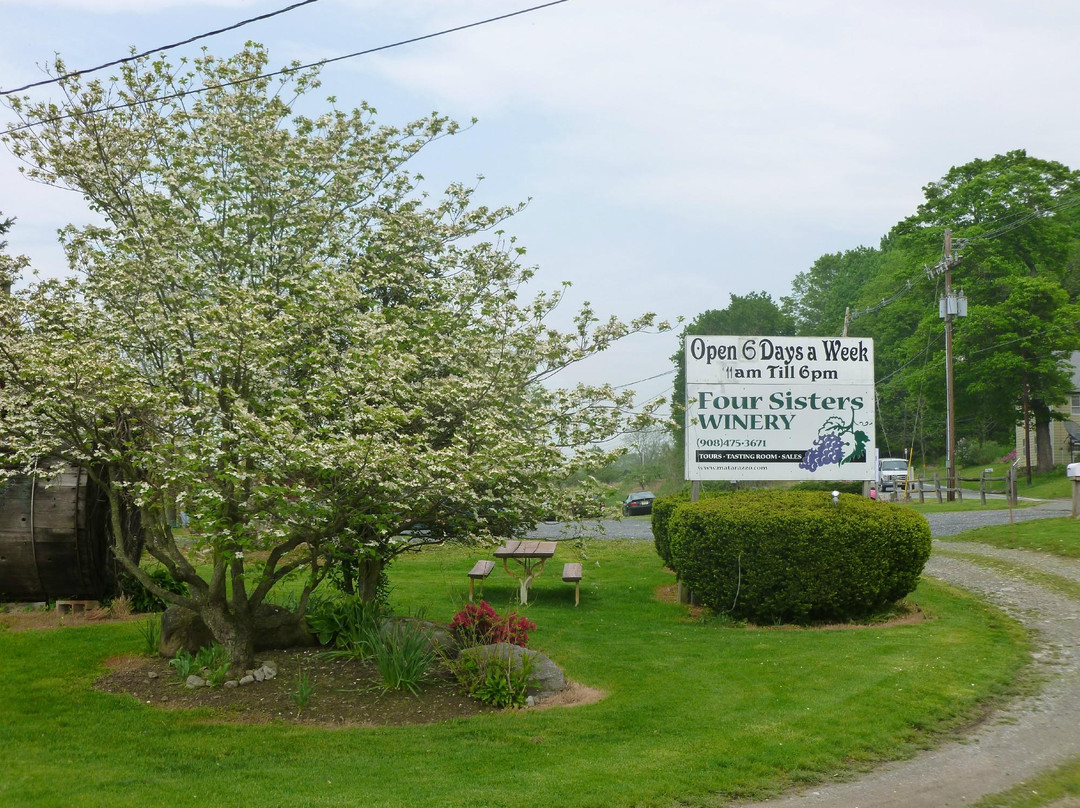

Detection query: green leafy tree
xmin=776 ymin=151 xmax=1080 ymax=467
xmin=782 ymin=246 xmax=883 ymax=337
xmin=669 ymin=292 xmax=794 ymax=474
xmin=843 ymin=247 xmax=940 ymax=463
xmin=783 ymin=240 xmax=933 ymax=460
xmin=890 ymin=150 xmax=1080 ymax=473
xmin=0 ymin=46 xmax=666 ymax=669
xmin=959 ymin=275 xmax=1080 ymax=472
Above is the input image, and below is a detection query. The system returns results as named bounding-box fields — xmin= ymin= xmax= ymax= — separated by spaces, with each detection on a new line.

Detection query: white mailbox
xmin=1071 ymin=465 xmax=1080 ymax=519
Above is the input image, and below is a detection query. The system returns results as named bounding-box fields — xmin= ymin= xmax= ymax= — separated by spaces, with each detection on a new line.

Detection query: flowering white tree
xmin=0 ymin=212 xmax=27 ymax=295
xmin=0 ymin=46 xmax=665 ymax=669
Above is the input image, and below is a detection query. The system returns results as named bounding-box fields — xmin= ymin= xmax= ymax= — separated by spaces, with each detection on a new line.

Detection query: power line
xmin=877 ymin=320 xmax=1080 ymax=385
xmin=640 ymin=383 xmax=676 ymax=407
xmin=850 ymin=192 xmax=1080 ymax=325
xmin=0 ymin=0 xmax=325 ymax=96
xmin=958 ymin=193 xmax=1080 ymax=245
xmin=848 ymin=278 xmax=917 ymax=322
xmin=876 ymin=331 xmax=945 ymax=386
xmin=612 ymin=368 xmax=675 ymax=391
xmin=963 ymin=321 xmax=1080 ymax=358
xmin=2 ymin=1 xmax=571 ymax=135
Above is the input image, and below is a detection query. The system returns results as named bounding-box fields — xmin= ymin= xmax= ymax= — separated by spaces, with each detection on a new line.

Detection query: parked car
xmin=622 ymin=491 xmax=655 ymax=516
xmin=878 ymin=458 xmax=910 ymax=491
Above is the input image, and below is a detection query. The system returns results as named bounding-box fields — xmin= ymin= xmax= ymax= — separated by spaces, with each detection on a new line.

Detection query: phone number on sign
xmin=697 ymin=439 xmax=766 ymax=448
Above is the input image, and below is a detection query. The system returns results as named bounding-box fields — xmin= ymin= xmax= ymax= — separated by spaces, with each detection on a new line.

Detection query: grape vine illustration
xmin=799 ymin=408 xmax=869 ymax=472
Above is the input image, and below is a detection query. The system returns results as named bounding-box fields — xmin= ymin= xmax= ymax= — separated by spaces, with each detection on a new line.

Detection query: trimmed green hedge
xmin=666 ymin=490 xmax=931 ymax=623
xmin=653 ymin=484 xmax=863 ymax=568
xmin=790 ymin=481 xmax=865 ymax=495
xmin=652 ymin=487 xmax=737 ymax=568
xmin=651 ymin=491 xmax=691 ymax=568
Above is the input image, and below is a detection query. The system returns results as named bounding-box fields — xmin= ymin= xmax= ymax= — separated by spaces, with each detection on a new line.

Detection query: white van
xmin=878 ymin=458 xmax=910 ymax=491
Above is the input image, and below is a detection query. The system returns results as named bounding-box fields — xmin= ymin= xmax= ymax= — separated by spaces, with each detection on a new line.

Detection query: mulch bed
xmin=95 ymin=648 xmax=498 ymax=727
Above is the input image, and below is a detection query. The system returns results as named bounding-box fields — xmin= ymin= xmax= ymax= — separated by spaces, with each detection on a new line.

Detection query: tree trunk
xmin=356 ymin=557 xmax=384 ymax=604
xmin=1022 ymin=371 xmax=1033 ymax=484
xmin=199 ymin=601 xmax=256 ymax=672
xmin=1033 ymin=403 xmax=1055 ymax=473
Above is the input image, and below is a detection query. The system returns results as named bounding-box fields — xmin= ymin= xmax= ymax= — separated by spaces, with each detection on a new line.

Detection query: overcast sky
xmin=3 ymin=0 xmax=1080 ymax=419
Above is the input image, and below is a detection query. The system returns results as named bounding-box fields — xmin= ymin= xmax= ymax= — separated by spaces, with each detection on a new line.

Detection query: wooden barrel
xmin=0 ymin=464 xmax=113 ymax=601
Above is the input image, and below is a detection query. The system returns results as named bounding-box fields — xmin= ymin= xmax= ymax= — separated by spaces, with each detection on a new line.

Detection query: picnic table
xmin=493 ymin=540 xmax=557 ymax=605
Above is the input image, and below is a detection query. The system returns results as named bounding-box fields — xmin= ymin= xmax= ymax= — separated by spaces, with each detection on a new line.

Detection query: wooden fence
xmin=884 ymin=465 xmax=1019 ymax=506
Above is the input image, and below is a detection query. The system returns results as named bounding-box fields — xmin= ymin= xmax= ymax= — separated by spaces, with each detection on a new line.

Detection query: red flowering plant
xmin=450 ymin=600 xmax=536 ymax=648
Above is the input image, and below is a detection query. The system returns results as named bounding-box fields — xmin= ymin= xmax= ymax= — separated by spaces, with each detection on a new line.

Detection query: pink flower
xmin=450 ymin=600 xmax=536 ymax=647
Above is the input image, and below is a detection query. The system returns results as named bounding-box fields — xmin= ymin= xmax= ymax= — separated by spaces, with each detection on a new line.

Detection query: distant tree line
xmin=673 ymin=150 xmax=1080 ymax=475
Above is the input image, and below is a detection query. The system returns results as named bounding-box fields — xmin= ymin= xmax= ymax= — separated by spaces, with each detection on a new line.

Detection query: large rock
xmin=253 ymin=604 xmax=317 ymax=650
xmin=159 ymin=605 xmax=213 ymax=656
xmin=459 ymin=642 xmax=566 ymax=699
xmin=159 ymin=603 xmax=316 ymax=658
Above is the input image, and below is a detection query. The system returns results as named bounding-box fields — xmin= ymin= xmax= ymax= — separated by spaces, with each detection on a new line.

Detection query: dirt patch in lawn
xmin=95 ymin=649 xmax=605 ymax=727
xmin=95 ymin=648 xmax=500 ymax=727
xmin=0 ymin=606 xmax=143 ymax=632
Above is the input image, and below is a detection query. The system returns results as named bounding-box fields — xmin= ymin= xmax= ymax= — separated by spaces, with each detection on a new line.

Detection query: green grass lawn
xmin=904 ymin=498 xmax=1040 ymax=513
xmin=1008 ymin=466 xmax=1074 ymax=500
xmin=975 ymin=757 xmax=1080 ymax=807
xmin=938 ymin=516 xmax=1080 ymax=558
xmin=927 ymin=463 xmax=1074 ymax=500
xmin=0 ymin=541 xmax=1029 ymax=808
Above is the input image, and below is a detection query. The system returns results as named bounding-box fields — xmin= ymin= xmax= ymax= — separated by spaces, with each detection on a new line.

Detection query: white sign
xmin=685 ymin=335 xmax=876 ymax=481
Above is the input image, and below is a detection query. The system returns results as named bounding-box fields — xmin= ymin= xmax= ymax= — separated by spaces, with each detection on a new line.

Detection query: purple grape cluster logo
xmin=799 ymin=409 xmax=870 ymax=472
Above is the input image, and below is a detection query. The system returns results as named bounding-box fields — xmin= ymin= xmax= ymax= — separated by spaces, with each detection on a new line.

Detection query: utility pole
xmin=926 ymin=230 xmax=966 ymax=501
xmin=944 ymin=230 xmax=957 ymax=501
xmin=842 ymin=307 xmax=851 ymax=338
xmin=935 ymin=230 xmax=967 ymax=501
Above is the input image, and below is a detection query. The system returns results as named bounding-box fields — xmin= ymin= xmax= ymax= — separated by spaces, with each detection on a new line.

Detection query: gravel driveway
xmin=739 ymin=500 xmax=1080 ymax=808
xmin=525 ymin=517 xmax=655 ymax=541
xmin=530 ymin=501 xmax=1080 ymax=807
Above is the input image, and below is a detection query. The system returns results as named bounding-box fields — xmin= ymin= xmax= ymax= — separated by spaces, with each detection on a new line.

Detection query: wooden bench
xmin=467 ymin=560 xmax=496 ymax=602
xmin=562 ymin=562 xmax=583 ymax=607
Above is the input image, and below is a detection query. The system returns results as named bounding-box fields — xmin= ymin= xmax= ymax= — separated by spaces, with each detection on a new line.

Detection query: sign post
xmin=685 ymin=336 xmax=876 ymax=483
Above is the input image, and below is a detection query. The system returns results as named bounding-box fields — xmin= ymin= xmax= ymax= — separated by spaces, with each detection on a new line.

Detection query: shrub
xmin=118 ymin=568 xmax=190 ymax=613
xmin=449 ymin=601 xmax=535 ymax=648
xmin=136 ymin=614 xmax=161 ymax=655
xmin=957 ymin=438 xmax=1013 ymax=468
xmin=306 ymin=594 xmax=383 ymax=656
xmin=652 ymin=488 xmax=731 ymax=568
xmin=370 ymin=620 xmax=439 ymax=696
xmin=107 ymin=594 xmax=133 ymax=619
xmin=651 ymin=491 xmax=690 ymax=569
xmin=309 ymin=596 xmax=439 ymax=693
xmin=449 ymin=649 xmax=534 ymax=708
xmin=790 ymin=480 xmax=864 ymax=495
xmin=667 ymin=490 xmax=930 ymax=623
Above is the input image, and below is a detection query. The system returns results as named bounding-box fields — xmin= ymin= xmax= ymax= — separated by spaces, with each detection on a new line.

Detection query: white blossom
xmin=0 ymin=43 xmax=669 ymax=665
